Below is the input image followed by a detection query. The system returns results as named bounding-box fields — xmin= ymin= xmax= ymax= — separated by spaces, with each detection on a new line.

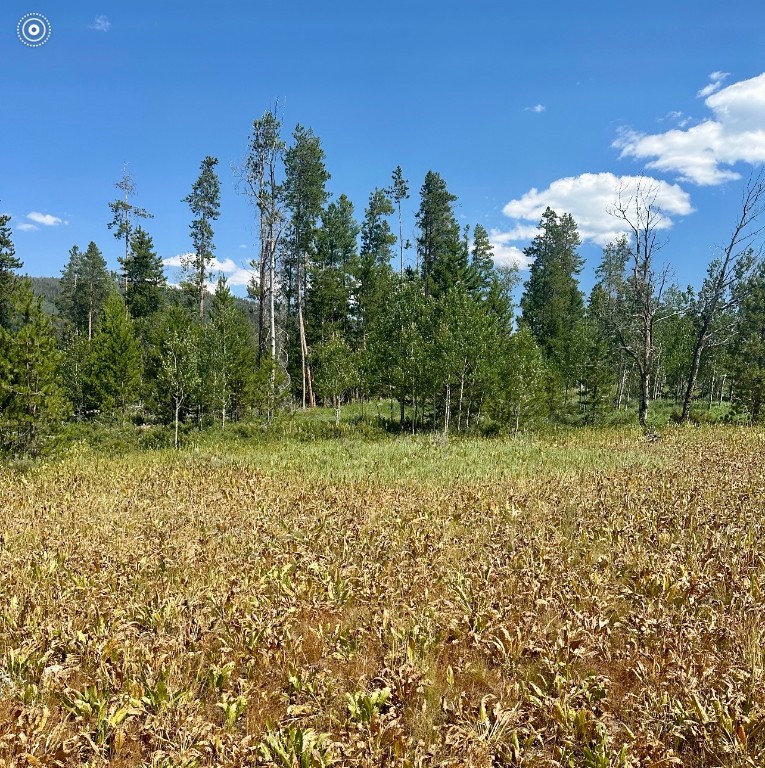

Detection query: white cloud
xmin=697 ymin=70 xmax=730 ymax=98
xmin=525 ymin=104 xmax=546 ymax=113
xmin=162 ymin=254 xmax=254 ymax=288
xmin=27 ymin=211 xmax=65 ymax=227
xmin=498 ymin=172 xmax=693 ymax=248
xmin=488 ymin=230 xmax=533 ymax=269
xmin=89 ymin=15 xmax=111 ymax=32
xmin=615 ymin=71 xmax=765 ymax=185
xmin=16 ymin=222 xmax=39 ymax=232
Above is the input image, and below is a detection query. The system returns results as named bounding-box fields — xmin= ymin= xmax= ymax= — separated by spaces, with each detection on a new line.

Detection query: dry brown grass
xmin=1 ymin=427 xmax=765 ymax=766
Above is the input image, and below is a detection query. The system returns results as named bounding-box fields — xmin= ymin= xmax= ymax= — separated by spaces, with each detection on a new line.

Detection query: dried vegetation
xmin=1 ymin=427 xmax=764 ymax=767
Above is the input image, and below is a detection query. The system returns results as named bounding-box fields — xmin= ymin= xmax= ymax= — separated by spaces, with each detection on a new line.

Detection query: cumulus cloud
xmin=525 ymin=104 xmax=546 ymax=113
xmin=15 ymin=222 xmax=39 ymax=232
xmin=163 ymin=254 xmax=254 ymax=288
xmin=488 ymin=230 xmax=533 ymax=269
xmin=89 ymin=15 xmax=111 ymax=32
xmin=614 ymin=71 xmax=765 ymax=185
xmin=27 ymin=211 xmax=65 ymax=226
xmin=498 ymin=172 xmax=693 ymax=248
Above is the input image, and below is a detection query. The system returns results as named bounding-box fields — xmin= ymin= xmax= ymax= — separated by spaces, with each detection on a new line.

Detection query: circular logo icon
xmin=17 ymin=13 xmax=52 ymax=47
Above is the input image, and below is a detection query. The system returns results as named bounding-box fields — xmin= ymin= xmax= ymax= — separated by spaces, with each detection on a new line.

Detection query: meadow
xmin=1 ymin=425 xmax=764 ymax=767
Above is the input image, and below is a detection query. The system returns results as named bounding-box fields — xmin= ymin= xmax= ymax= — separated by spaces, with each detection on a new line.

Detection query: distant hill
xmin=28 ymin=276 xmax=61 ymax=316
xmin=24 ymin=275 xmax=257 ymax=330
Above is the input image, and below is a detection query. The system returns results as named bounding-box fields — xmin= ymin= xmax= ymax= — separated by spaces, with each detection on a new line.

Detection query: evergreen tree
xmin=57 ymin=242 xmax=112 ymax=340
xmin=416 ymin=171 xmax=465 ymax=298
xmin=0 ymin=211 xmax=23 ymax=331
xmin=203 ymin=276 xmax=258 ymax=426
xmin=107 ymin=167 xmax=153 ymax=292
xmin=732 ymin=263 xmax=765 ymax=421
xmin=307 ymin=194 xmax=358 ymax=344
xmin=388 ymin=166 xmax=409 ymax=274
xmin=85 ymin=293 xmax=143 ymax=420
xmin=470 ymin=224 xmax=495 ymax=299
xmin=0 ymin=279 xmax=67 ymax=455
xmin=520 ymin=208 xmax=585 ymax=390
xmin=123 ymin=227 xmax=166 ymax=320
xmin=353 ymin=188 xmax=396 ymax=348
xmin=182 ymin=156 xmax=221 ymax=321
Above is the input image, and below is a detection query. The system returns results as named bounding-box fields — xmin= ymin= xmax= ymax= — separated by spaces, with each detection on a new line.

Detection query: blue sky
xmin=4 ymin=0 xmax=765 ymax=295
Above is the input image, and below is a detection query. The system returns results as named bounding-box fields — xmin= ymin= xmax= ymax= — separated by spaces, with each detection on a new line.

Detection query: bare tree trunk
xmin=681 ymin=337 xmax=706 ymax=422
xmin=639 ymin=369 xmax=650 ymax=429
xmin=443 ymin=383 xmax=451 ymax=436
xmin=174 ymin=401 xmax=181 ymax=450
xmin=457 ymin=364 xmax=466 ymax=432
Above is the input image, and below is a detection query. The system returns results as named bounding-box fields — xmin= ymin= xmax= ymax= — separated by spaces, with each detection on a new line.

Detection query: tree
xmin=354 ymin=188 xmax=396 ymax=354
xmin=0 ymin=210 xmax=23 ymax=331
xmin=156 ymin=306 xmax=201 ymax=448
xmin=241 ymin=107 xmax=286 ymax=366
xmin=0 ymin=279 xmax=67 ymax=455
xmin=470 ymin=224 xmax=495 ymax=300
xmin=388 ymin=166 xmax=409 ymax=274
xmin=123 ymin=227 xmax=166 ymax=320
xmin=307 ymin=194 xmax=358 ymax=345
xmin=732 ymin=263 xmax=765 ymax=421
xmin=107 ymin=166 xmax=153 ymax=293
xmin=313 ymin=334 xmax=358 ymax=425
xmin=85 ymin=293 xmax=143 ymax=420
xmin=416 ymin=171 xmax=464 ymax=298
xmin=492 ymin=326 xmax=548 ymax=434
xmin=599 ymin=183 xmax=673 ymax=428
xmin=520 ymin=208 xmax=584 ymax=390
xmin=182 ymin=156 xmax=221 ymax=321
xmin=283 ymin=125 xmax=330 ymax=408
xmin=57 ymin=242 xmax=112 ymax=340
xmin=680 ymin=174 xmax=765 ymax=421
xmin=203 ymin=276 xmax=258 ymax=427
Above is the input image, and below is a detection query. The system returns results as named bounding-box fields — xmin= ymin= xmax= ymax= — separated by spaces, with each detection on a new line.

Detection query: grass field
xmin=1 ymin=426 xmax=765 ymax=767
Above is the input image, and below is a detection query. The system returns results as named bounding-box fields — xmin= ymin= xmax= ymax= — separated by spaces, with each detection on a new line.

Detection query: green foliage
xmin=416 ymin=171 xmax=466 ymax=298
xmin=313 ymin=334 xmax=359 ymax=424
xmin=0 ymin=279 xmax=68 ymax=455
xmin=57 ymin=242 xmax=113 ymax=340
xmin=491 ymin=326 xmax=549 ymax=432
xmin=520 ymin=207 xmax=584 ymax=388
xmin=0 ymin=210 xmax=23 ymax=331
xmin=85 ymin=293 xmax=143 ymax=420
xmin=182 ymin=156 xmax=221 ymax=320
xmin=123 ymin=227 xmax=166 ymax=319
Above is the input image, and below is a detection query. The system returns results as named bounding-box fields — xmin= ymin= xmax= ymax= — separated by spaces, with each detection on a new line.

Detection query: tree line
xmin=2 ymin=107 xmax=765 ymax=454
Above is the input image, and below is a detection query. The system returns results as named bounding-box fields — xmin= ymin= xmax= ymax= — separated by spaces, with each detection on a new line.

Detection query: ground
xmin=1 ymin=425 xmax=764 ymax=767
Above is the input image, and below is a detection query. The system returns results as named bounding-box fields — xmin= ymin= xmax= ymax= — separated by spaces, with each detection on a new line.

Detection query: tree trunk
xmin=639 ymin=368 xmax=650 ymax=428
xmin=174 ymin=401 xmax=180 ymax=450
xmin=680 ymin=332 xmax=707 ymax=423
xmin=443 ymin=383 xmax=451 ymax=436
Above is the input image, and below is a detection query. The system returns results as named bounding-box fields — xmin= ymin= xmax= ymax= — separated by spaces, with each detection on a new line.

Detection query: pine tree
xmin=732 ymin=263 xmax=765 ymax=421
xmin=0 ymin=210 xmax=23 ymax=331
xmin=58 ymin=242 xmax=113 ymax=340
xmin=388 ymin=166 xmax=409 ymax=274
xmin=182 ymin=156 xmax=221 ymax=321
xmin=0 ymin=279 xmax=67 ymax=455
xmin=203 ymin=276 xmax=258 ymax=427
xmin=107 ymin=167 xmax=153 ymax=292
xmin=307 ymin=194 xmax=358 ymax=345
xmin=85 ymin=293 xmax=143 ymax=420
xmin=123 ymin=227 xmax=166 ymax=319
xmin=470 ymin=224 xmax=495 ymax=299
xmin=520 ymin=207 xmax=584 ymax=390
xmin=416 ymin=171 xmax=464 ymax=298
